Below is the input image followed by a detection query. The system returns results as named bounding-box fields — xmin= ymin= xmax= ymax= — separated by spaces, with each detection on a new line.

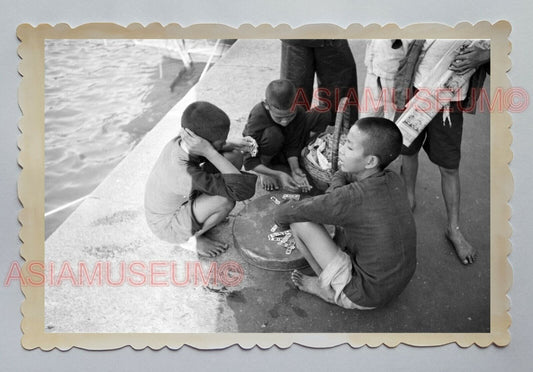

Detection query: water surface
xmin=44 ymin=39 xmax=229 ymax=238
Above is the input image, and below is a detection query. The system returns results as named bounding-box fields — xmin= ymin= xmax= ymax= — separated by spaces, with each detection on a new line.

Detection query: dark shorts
xmin=401 ymin=103 xmax=464 ymax=169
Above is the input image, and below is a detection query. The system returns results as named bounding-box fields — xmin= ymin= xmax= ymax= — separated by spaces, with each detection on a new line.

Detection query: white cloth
xmin=318 ymin=249 xmax=375 ymax=310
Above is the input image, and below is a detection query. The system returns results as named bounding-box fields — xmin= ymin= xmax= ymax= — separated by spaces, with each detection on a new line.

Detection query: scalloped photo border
xmin=17 ymin=22 xmax=512 ymax=350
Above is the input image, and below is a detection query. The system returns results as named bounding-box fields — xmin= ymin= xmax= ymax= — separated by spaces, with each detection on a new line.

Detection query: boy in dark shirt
xmin=144 ymin=101 xmax=257 ymax=257
xmin=274 ymin=117 xmax=417 ymax=309
xmin=242 ymin=79 xmax=331 ymax=192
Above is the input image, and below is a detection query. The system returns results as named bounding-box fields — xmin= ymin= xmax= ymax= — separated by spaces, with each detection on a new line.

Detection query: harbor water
xmin=44 ymin=39 xmax=232 ymax=238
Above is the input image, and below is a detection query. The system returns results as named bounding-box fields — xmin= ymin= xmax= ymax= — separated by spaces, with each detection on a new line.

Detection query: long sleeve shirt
xmin=145 ymin=136 xmax=257 ymax=226
xmin=274 ymin=170 xmax=417 ymax=307
xmin=242 ymin=102 xmax=329 ymax=170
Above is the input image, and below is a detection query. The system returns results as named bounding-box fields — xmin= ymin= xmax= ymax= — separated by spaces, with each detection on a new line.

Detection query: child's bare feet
xmin=445 ymin=227 xmax=476 ymax=265
xmin=291 ymin=270 xmax=334 ymax=303
xmin=261 ymin=175 xmax=280 ymax=191
xmin=181 ymin=235 xmax=229 ymax=257
xmin=196 ymin=236 xmax=229 ymax=257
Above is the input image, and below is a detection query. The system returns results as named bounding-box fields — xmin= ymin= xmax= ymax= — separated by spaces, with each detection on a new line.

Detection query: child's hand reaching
xmin=181 ymin=128 xmax=215 ymax=157
xmin=277 ymin=172 xmax=300 ymax=193
xmin=449 ymin=44 xmax=490 ymax=74
xmin=226 ymin=136 xmax=258 ymax=156
xmin=292 ymin=169 xmax=312 ymax=193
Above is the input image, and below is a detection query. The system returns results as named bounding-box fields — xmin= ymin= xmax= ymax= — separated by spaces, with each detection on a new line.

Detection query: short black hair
xmin=181 ymin=101 xmax=230 ymax=144
xmin=265 ymin=79 xmax=297 ymax=110
xmin=354 ymin=117 xmax=403 ymax=170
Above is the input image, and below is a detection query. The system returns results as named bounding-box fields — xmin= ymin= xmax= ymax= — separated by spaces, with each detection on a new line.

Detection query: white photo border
xmin=17 ymin=22 xmax=512 ymax=350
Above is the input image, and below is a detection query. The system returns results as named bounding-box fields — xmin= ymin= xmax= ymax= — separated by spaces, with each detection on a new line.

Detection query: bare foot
xmin=445 ymin=227 xmax=476 ymax=265
xmin=291 ymin=270 xmax=334 ymax=303
xmin=181 ymin=235 xmax=228 ymax=257
xmin=261 ymin=175 xmax=280 ymax=191
xmin=197 ymin=235 xmax=229 ymax=257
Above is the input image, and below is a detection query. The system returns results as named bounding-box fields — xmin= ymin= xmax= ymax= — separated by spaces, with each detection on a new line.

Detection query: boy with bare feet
xmin=242 ymin=79 xmax=331 ymax=192
xmin=274 ymin=117 xmax=416 ymax=309
xmin=144 ymin=101 xmax=257 ymax=257
xmin=399 ymin=40 xmax=489 ymax=265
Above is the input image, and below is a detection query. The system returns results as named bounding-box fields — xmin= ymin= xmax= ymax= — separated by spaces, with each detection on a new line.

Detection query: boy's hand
xmin=277 ymin=172 xmax=300 ymax=193
xmin=182 ymin=128 xmax=215 ymax=157
xmin=228 ymin=136 xmax=258 ymax=156
xmin=449 ymin=44 xmax=490 ymax=74
xmin=292 ymin=169 xmax=312 ymax=193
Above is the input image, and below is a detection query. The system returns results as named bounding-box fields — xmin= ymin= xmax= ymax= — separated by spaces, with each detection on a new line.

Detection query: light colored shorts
xmin=146 ymin=199 xmax=203 ymax=244
xmin=318 ymin=249 xmax=376 ymax=310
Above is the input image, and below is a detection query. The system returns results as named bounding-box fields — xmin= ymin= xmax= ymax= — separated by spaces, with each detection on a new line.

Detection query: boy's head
xmin=264 ymin=79 xmax=297 ymax=127
xmin=339 ymin=117 xmax=402 ymax=173
xmin=181 ymin=101 xmax=230 ymax=150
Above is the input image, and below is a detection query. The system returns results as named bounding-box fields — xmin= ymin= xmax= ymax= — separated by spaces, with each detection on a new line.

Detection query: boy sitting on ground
xmin=274 ymin=117 xmax=417 ymax=309
xmin=242 ymin=79 xmax=331 ymax=192
xmin=144 ymin=101 xmax=257 ymax=257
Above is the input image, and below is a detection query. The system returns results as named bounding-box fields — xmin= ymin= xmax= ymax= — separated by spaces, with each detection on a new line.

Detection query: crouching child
xmin=145 ymin=101 xmax=257 ymax=257
xmin=274 ymin=117 xmax=416 ymax=309
xmin=242 ymin=79 xmax=331 ymax=192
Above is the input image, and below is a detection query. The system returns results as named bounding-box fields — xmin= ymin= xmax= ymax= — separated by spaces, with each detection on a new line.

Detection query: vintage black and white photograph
xmin=17 ymin=23 xmax=511 ymax=348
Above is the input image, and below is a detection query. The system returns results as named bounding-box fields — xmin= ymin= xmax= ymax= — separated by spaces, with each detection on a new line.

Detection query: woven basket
xmin=302 ymin=97 xmax=351 ymax=189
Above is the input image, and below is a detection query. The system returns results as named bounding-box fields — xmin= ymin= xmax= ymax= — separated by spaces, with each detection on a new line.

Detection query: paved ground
xmin=45 ymin=39 xmax=490 ymax=333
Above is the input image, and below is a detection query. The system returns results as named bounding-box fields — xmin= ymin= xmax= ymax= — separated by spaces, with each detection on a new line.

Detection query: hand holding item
xmin=292 ymin=168 xmax=312 ymax=193
xmin=277 ymin=172 xmax=300 ymax=193
xmin=229 ymin=136 xmax=258 ymax=156
xmin=449 ymin=44 xmax=490 ymax=74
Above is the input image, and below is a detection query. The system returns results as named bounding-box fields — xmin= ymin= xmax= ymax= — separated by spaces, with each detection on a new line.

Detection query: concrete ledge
xmin=45 ymin=39 xmax=282 ymax=333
